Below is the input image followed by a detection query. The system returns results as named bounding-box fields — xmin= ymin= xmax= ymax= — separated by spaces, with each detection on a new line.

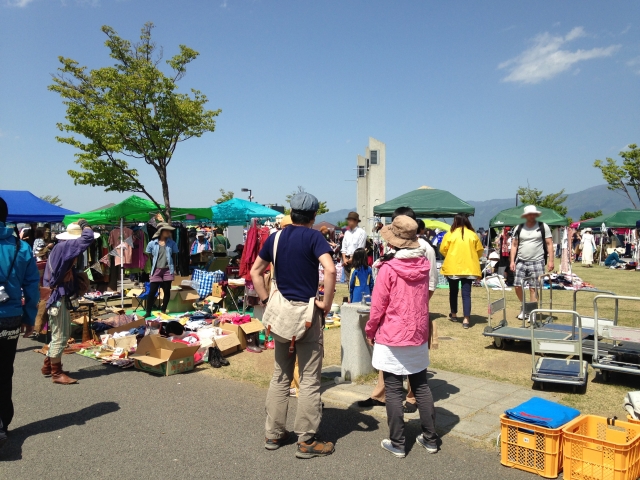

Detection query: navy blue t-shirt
xmin=259 ymin=226 xmax=333 ymax=302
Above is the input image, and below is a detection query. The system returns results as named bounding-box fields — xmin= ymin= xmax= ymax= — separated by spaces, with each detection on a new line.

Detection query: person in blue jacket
xmin=349 ymin=248 xmax=374 ymax=303
xmin=145 ymin=223 xmax=179 ymax=318
xmin=0 ymin=197 xmax=40 ymax=448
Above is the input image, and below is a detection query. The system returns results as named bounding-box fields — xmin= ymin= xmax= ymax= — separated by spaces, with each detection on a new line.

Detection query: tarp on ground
xmin=0 ymin=190 xmax=78 ymax=223
xmin=489 ymin=206 xmax=569 ymax=228
xmin=211 ymin=198 xmax=282 ymax=226
xmin=373 ymin=188 xmax=475 ymax=218
xmin=63 ymin=195 xmax=213 ymax=226
xmin=580 ymin=209 xmax=640 ymax=229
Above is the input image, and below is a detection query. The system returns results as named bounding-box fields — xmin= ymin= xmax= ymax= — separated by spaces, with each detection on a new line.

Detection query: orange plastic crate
xmin=627 ymin=415 xmax=640 ymax=426
xmin=562 ymin=415 xmax=640 ymax=480
xmin=500 ymin=414 xmax=564 ymax=478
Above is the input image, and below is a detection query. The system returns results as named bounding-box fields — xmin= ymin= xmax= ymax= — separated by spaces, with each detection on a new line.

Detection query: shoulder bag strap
xmin=271 ymin=230 xmax=282 ymax=282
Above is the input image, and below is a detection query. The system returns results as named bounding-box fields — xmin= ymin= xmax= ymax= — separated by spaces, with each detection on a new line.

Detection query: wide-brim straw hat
xmin=153 ymin=222 xmax=176 ymax=239
xmin=380 ymin=215 xmax=419 ymax=249
xmin=57 ymin=223 xmax=100 ymax=240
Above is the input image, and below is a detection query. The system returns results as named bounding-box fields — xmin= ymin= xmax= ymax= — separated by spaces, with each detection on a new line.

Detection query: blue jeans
xmin=449 ymin=278 xmax=473 ymax=318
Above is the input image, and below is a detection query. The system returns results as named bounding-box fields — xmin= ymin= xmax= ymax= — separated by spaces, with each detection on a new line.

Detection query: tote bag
xmin=261 ymin=231 xmax=316 ymax=342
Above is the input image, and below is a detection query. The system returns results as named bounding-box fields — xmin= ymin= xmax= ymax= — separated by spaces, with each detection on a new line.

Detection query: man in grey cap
xmin=251 ymin=192 xmax=337 ymax=459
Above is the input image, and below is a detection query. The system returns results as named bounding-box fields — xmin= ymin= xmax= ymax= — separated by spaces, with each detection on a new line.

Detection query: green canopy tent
xmin=579 ymin=209 xmax=640 ymax=229
xmin=489 ymin=206 xmax=569 ymax=228
xmin=210 ymin=198 xmax=282 ymax=226
xmin=63 ymin=195 xmax=213 ymax=226
xmin=373 ymin=187 xmax=475 ymax=218
xmin=63 ymin=195 xmax=213 ymax=308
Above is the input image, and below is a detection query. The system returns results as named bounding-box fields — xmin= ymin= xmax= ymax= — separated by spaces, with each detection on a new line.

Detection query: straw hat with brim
xmin=56 ymin=223 xmax=100 ymax=240
xmin=380 ymin=215 xmax=419 ymax=249
xmin=521 ymin=205 xmax=542 ymax=218
xmin=153 ymin=222 xmax=176 ymax=239
xmin=280 ymin=215 xmax=292 ymax=228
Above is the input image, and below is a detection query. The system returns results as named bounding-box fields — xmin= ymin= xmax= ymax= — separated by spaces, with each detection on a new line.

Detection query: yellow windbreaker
xmin=439 ymin=228 xmax=484 ymax=277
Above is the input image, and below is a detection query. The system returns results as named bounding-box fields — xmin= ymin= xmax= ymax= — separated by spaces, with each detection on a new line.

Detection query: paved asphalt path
xmin=2 ymin=337 xmax=531 ymax=479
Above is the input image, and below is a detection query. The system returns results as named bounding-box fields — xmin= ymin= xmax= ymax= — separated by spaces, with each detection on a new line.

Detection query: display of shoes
xmin=208 ymin=347 xmax=222 ymax=368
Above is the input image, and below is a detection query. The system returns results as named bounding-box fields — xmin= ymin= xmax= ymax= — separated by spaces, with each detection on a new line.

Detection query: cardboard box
xmin=212 ymin=283 xmax=224 ymax=298
xmin=220 ymin=319 xmax=264 ymax=350
xmin=213 ymin=331 xmax=241 ymax=356
xmin=191 ymin=251 xmax=213 ymax=264
xmin=165 ymin=286 xmax=200 ymax=313
xmin=131 ymin=335 xmax=200 ymax=376
xmin=92 ymin=316 xmax=145 ymax=344
xmin=171 ymin=276 xmax=192 ymax=287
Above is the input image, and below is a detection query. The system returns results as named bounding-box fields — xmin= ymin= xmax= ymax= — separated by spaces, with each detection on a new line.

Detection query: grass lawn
xmin=204 ymin=263 xmax=640 ymax=417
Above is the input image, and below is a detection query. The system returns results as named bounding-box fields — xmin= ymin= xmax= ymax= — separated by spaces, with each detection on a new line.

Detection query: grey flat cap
xmin=290 ymin=192 xmax=320 ymax=212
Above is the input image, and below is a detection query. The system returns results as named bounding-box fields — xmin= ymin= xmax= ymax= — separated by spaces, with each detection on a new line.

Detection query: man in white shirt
xmin=341 ymin=211 xmax=367 ymax=279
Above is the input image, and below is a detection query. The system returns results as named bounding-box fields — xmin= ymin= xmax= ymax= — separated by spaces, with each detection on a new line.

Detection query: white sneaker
xmin=517 ymin=311 xmax=524 ymax=320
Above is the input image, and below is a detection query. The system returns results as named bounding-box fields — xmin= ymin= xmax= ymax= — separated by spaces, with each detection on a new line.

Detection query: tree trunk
xmin=159 ymin=167 xmax=171 ymax=223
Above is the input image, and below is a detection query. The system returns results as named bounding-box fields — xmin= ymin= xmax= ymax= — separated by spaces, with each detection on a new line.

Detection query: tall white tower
xmin=356 ymin=137 xmax=386 ymax=235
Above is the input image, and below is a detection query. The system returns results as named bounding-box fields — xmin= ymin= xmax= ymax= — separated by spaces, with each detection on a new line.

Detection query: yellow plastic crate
xmin=562 ymin=415 xmax=640 ymax=480
xmin=627 ymin=415 xmax=640 ymax=426
xmin=500 ymin=414 xmax=564 ymax=478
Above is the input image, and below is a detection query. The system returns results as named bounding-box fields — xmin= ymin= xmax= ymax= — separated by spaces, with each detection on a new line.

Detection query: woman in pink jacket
xmin=365 ymin=215 xmax=438 ymax=458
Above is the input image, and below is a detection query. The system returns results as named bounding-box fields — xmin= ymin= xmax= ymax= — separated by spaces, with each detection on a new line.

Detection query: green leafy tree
xmin=49 ymin=23 xmax=221 ymax=221
xmin=336 ymin=220 xmax=348 ymax=228
xmin=284 ymin=186 xmax=330 ymax=215
xmin=215 ymin=189 xmax=234 ymax=204
xmin=40 ymin=195 xmax=63 ymax=206
xmin=594 ymin=144 xmax=640 ymax=208
xmin=580 ymin=210 xmax=602 ymax=221
xmin=517 ymin=185 xmax=568 ymax=216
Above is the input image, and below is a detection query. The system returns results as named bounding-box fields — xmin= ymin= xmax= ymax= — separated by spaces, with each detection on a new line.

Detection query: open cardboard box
xmin=213 ymin=331 xmax=241 ymax=356
xmin=162 ymin=285 xmax=200 ymax=313
xmin=105 ymin=318 xmax=145 ymax=349
xmin=131 ymin=335 xmax=200 ymax=376
xmin=219 ymin=319 xmax=264 ymax=350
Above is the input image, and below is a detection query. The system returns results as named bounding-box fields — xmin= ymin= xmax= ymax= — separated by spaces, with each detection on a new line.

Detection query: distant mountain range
xmin=318 ymin=185 xmax=632 ymax=228
xmin=468 ymin=185 xmax=632 ymax=228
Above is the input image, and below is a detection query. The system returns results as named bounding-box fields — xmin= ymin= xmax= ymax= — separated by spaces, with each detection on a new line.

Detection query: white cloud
xmin=5 ymin=0 xmax=35 ymax=6
xmin=498 ymin=27 xmax=620 ymax=84
xmin=220 ymin=0 xmax=227 ymax=7
xmin=627 ymin=57 xmax=640 ymax=75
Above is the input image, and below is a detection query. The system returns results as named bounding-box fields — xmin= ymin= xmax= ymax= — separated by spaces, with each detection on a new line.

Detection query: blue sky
xmin=1 ymin=0 xmax=638 ymax=214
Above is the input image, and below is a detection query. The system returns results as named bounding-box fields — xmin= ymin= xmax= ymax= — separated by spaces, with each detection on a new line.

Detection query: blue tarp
xmin=0 ymin=190 xmax=78 ymax=223
xmin=211 ymin=198 xmax=282 ymax=226
xmin=505 ymin=397 xmax=580 ymax=429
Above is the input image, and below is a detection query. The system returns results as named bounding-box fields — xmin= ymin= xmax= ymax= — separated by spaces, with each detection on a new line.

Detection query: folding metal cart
xmin=530 ymin=309 xmax=588 ymax=394
xmin=592 ymin=295 xmax=640 ymax=382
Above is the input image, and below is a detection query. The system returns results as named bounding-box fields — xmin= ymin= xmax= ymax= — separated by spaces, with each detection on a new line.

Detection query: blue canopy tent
xmin=0 ymin=190 xmax=78 ymax=223
xmin=211 ymin=198 xmax=282 ymax=226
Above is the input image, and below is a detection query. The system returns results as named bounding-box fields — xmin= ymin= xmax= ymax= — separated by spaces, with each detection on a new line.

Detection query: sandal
xmin=448 ymin=313 xmax=458 ymax=322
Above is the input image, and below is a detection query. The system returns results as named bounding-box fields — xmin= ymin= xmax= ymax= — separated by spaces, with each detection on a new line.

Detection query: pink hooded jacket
xmin=365 ymin=256 xmax=430 ymax=347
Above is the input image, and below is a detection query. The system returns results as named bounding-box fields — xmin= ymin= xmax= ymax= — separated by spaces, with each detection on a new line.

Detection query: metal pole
xmin=120 ymin=217 xmax=124 ymax=308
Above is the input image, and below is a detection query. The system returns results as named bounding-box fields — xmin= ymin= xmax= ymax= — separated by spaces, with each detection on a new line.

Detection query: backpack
xmin=513 ymin=222 xmax=549 ymax=264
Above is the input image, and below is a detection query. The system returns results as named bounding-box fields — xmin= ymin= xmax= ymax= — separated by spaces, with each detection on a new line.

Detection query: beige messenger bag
xmin=261 ymin=231 xmax=316 ymax=347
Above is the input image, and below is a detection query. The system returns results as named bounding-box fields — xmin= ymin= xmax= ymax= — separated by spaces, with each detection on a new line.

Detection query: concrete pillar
xmin=340 ymin=303 xmax=374 ymax=381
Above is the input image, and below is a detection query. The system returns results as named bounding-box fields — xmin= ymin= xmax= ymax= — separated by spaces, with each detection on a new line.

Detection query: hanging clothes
xmin=109 ymin=227 xmax=134 ymax=267
xmin=239 ymin=219 xmax=259 ymax=281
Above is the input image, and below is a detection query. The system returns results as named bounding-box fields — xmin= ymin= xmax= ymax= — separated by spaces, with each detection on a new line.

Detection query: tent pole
xmin=120 ymin=217 xmax=124 ymax=308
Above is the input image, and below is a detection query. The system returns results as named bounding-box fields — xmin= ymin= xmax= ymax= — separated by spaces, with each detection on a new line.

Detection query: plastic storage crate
xmin=627 ymin=415 xmax=640 ymax=426
xmin=562 ymin=415 xmax=640 ymax=480
xmin=500 ymin=414 xmax=564 ymax=478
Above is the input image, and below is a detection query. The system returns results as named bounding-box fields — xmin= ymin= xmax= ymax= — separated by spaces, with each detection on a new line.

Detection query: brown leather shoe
xmin=295 ymin=438 xmax=335 ymax=459
xmin=41 ymin=357 xmax=52 ymax=376
xmin=51 ymin=362 xmax=77 ymax=385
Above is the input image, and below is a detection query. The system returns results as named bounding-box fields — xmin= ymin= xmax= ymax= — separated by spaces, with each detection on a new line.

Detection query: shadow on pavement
xmin=0 ymin=401 xmax=120 ymax=462
xmin=71 ymin=365 xmax=130 ymax=381
xmin=319 ymin=407 xmax=380 ymax=445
